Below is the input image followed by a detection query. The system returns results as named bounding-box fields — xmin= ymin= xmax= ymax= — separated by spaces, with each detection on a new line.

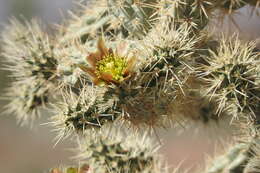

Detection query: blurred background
xmin=0 ymin=1 xmax=259 ymax=173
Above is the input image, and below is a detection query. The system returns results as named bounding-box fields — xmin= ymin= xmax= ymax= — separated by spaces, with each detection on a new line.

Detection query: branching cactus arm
xmin=1 ymin=0 xmax=260 ymax=172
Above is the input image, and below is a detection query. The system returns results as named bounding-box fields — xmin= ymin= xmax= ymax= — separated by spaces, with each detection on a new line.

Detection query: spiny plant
xmin=51 ymin=85 xmax=119 ymax=141
xmin=76 ymin=128 xmax=163 ymax=173
xmin=199 ymin=36 xmax=260 ymax=120
xmin=1 ymin=19 xmax=58 ymax=125
xmin=1 ymin=0 xmax=260 ymax=173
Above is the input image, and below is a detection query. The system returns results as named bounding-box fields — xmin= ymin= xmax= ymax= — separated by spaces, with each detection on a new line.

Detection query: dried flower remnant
xmin=79 ymin=38 xmax=136 ymax=85
xmin=50 ymin=164 xmax=90 ymax=173
xmin=50 ymin=168 xmax=62 ymax=173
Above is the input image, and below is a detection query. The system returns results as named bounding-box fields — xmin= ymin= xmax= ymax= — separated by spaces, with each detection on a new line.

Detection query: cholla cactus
xmin=244 ymin=139 xmax=260 ymax=173
xmin=1 ymin=19 xmax=58 ymax=125
xmin=59 ymin=0 xmax=122 ymax=43
xmin=77 ymin=129 xmax=161 ymax=173
xmin=159 ymin=0 xmax=212 ymax=33
xmin=220 ymin=0 xmax=248 ymax=11
xmin=247 ymin=0 xmax=260 ymax=7
xmin=1 ymin=0 xmax=260 ymax=172
xmin=4 ymin=81 xmax=50 ymax=125
xmin=199 ymin=36 xmax=260 ymax=120
xmin=51 ymin=85 xmax=119 ymax=141
xmin=107 ymin=0 xmax=159 ymax=38
xmin=139 ymin=18 xmax=198 ymax=89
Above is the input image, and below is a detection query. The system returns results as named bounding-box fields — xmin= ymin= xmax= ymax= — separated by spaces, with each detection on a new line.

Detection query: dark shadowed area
xmin=0 ymin=1 xmax=259 ymax=173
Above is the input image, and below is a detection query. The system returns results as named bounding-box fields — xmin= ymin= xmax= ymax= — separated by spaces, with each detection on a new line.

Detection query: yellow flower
xmin=79 ymin=37 xmax=136 ymax=85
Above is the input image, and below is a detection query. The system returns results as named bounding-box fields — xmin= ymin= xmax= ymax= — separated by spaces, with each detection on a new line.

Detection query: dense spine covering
xmin=1 ymin=19 xmax=58 ymax=125
xmin=1 ymin=0 xmax=260 ymax=172
xmin=199 ymin=37 xmax=260 ymax=120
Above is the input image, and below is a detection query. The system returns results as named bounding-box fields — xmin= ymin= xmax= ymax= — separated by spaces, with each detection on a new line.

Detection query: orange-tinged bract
xmin=50 ymin=164 xmax=90 ymax=173
xmin=79 ymin=38 xmax=136 ymax=85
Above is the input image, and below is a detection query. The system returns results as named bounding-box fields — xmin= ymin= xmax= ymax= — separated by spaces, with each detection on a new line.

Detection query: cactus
xmin=51 ymin=85 xmax=120 ymax=141
xmin=199 ymin=36 xmax=260 ymax=120
xmin=1 ymin=19 xmax=58 ymax=125
xmin=1 ymin=0 xmax=260 ymax=173
xmin=160 ymin=0 xmax=212 ymax=33
xmin=107 ymin=0 xmax=159 ymax=38
xmin=76 ymin=129 xmax=161 ymax=173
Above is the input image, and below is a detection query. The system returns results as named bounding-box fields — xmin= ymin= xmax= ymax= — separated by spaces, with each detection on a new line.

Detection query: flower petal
xmin=87 ymin=52 xmax=101 ymax=67
xmin=97 ymin=37 xmax=109 ymax=57
xmin=79 ymin=164 xmax=90 ymax=173
xmin=93 ymin=78 xmax=103 ymax=85
xmin=123 ymin=56 xmax=137 ymax=76
xmin=116 ymin=41 xmax=128 ymax=57
xmin=51 ymin=168 xmax=62 ymax=173
xmin=100 ymin=72 xmax=119 ymax=84
xmin=78 ymin=65 xmax=97 ymax=78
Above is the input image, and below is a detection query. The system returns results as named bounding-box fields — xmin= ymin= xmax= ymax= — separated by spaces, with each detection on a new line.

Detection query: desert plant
xmin=1 ymin=0 xmax=260 ymax=172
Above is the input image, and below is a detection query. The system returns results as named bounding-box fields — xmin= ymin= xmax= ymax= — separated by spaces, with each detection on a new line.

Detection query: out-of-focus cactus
xmin=59 ymin=0 xmax=123 ymax=44
xmin=203 ymin=143 xmax=250 ymax=173
xmin=247 ymin=0 xmax=260 ymax=7
xmin=220 ymin=0 xmax=248 ymax=11
xmin=1 ymin=19 xmax=58 ymax=125
xmin=76 ymin=128 xmax=164 ymax=173
xmin=1 ymin=19 xmax=57 ymax=81
xmin=4 ymin=82 xmax=50 ymax=125
xmin=49 ymin=128 xmax=167 ymax=173
xmin=202 ymin=120 xmax=260 ymax=173
xmin=244 ymin=139 xmax=260 ymax=173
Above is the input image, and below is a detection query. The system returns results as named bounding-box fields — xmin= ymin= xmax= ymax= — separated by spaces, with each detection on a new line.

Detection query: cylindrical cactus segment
xmin=77 ymin=128 xmax=163 ymax=173
xmin=107 ymin=0 xmax=159 ymax=38
xmin=1 ymin=19 xmax=58 ymax=125
xmin=200 ymin=36 xmax=260 ymax=120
